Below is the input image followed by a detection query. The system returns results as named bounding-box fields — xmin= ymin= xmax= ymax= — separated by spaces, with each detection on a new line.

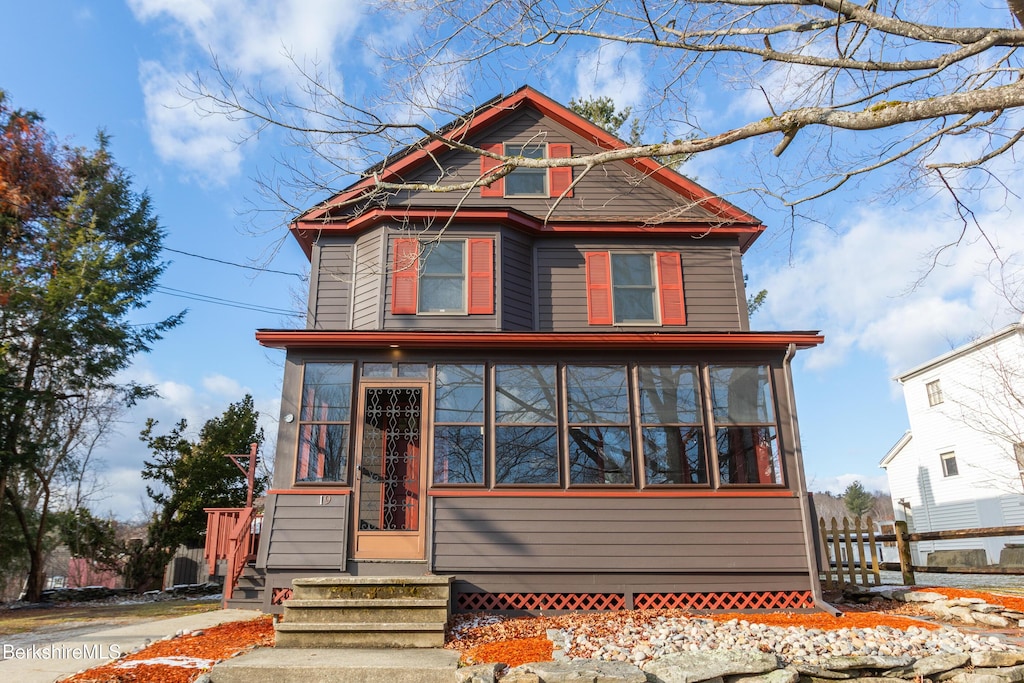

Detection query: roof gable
xmin=290 ymin=86 xmax=766 ymax=258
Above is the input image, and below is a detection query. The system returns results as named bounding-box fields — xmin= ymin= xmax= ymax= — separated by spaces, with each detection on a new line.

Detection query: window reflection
xmin=433 ymin=364 xmax=485 ymax=484
xmin=297 ymin=363 xmax=353 ymax=483
xmin=566 ymin=365 xmax=633 ymax=485
xmin=639 ymin=365 xmax=707 ymax=485
xmin=709 ymin=365 xmax=781 ymax=485
xmin=495 ymin=365 xmax=559 ymax=484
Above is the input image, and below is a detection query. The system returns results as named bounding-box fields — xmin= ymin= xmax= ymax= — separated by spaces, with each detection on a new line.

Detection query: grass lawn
xmin=0 ymin=598 xmax=222 ymax=636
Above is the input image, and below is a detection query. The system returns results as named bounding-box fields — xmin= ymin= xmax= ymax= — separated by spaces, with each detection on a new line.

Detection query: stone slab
xmin=208 ymin=646 xmax=460 ymax=683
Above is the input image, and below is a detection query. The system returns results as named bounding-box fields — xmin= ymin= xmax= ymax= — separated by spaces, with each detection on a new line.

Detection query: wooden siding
xmin=499 ymin=227 xmax=535 ymax=330
xmin=452 ymin=572 xmax=811 ymax=595
xmin=432 ymin=496 xmax=810 ymax=574
xmin=397 ymin=108 xmax=721 ymax=224
xmin=351 ymin=230 xmax=384 ymax=330
xmin=537 ymin=239 xmax=744 ymax=331
xmin=311 ymin=240 xmax=353 ymax=329
xmin=258 ymin=493 xmax=348 ymax=570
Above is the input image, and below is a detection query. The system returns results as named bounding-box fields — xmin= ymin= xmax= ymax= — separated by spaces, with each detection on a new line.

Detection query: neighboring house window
xmin=296 ymin=362 xmax=353 ymax=483
xmin=1016 ymin=443 xmax=1024 ymax=490
xmin=940 ymin=451 xmax=959 ymax=477
xmin=432 ymin=364 xmax=485 ymax=485
xmin=926 ymin=380 xmax=943 ymax=406
xmin=585 ymin=251 xmax=686 ymax=326
xmin=494 ymin=364 xmax=559 ymax=485
xmin=566 ymin=365 xmax=633 ymax=485
xmin=479 ymin=142 xmax=573 ymax=198
xmin=639 ymin=364 xmax=708 ymax=485
xmin=391 ymin=238 xmax=494 ymax=315
xmin=709 ymin=365 xmax=782 ymax=485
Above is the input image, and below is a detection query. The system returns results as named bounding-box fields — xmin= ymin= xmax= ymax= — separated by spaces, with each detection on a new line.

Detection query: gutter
xmin=782 ymin=342 xmax=840 ymax=616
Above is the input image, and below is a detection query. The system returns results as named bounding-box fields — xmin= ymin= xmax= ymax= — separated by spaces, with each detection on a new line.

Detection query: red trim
xmin=656 ymin=251 xmax=686 ymax=325
xmin=467 ymin=238 xmax=494 ymax=314
xmin=548 ymin=143 xmax=573 ymax=198
xmin=256 ymin=329 xmax=824 ymax=351
xmin=391 ymin=238 xmax=419 ymax=314
xmin=428 ymin=489 xmax=795 ymax=498
xmin=268 ymin=488 xmax=352 ymax=495
xmin=584 ymin=252 xmax=613 ymax=325
xmin=480 ymin=142 xmax=504 ymax=197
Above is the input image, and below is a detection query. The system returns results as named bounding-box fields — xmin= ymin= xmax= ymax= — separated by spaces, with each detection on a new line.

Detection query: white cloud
xmin=573 ymin=41 xmax=647 ymax=113
xmin=808 ymin=473 xmax=890 ymax=496
xmin=202 ymin=373 xmax=246 ymax=397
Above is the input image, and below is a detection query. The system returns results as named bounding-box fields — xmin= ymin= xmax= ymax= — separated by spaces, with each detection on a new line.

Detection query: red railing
xmin=204 ymin=507 xmax=262 ymax=601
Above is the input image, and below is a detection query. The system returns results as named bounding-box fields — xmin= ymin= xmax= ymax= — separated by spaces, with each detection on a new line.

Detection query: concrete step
xmin=274 ymin=622 xmax=448 ymax=648
xmin=290 ymin=576 xmax=452 ymax=602
xmin=209 ymin=647 xmax=460 ymax=683
xmin=282 ymin=598 xmax=448 ymax=624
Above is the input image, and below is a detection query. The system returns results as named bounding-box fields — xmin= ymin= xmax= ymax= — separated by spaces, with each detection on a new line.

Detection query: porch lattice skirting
xmin=456 ymin=590 xmax=816 ymax=612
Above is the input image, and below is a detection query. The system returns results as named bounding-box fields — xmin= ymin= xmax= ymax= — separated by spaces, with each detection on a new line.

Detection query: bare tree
xmin=185 ymin=0 xmax=1024 ymax=229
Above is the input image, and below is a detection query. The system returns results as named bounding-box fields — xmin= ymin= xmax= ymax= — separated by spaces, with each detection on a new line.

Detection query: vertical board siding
xmin=397 ymin=109 xmax=720 ymax=223
xmin=263 ymin=493 xmax=348 ymax=570
xmin=312 ymin=241 xmax=353 ymax=329
xmin=537 ymin=240 xmax=744 ymax=331
xmin=351 ymin=230 xmax=384 ymax=330
xmin=432 ymin=496 xmax=810 ymax=574
xmin=500 ymin=228 xmax=535 ymax=330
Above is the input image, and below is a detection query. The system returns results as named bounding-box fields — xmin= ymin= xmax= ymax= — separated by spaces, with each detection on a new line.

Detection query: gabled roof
xmin=879 ymin=430 xmax=912 ymax=468
xmin=895 ymin=317 xmax=1024 ymax=383
xmin=288 ymin=86 xmax=766 ymax=258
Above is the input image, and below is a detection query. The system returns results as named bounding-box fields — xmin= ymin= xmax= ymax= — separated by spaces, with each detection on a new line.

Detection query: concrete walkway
xmin=0 ymin=608 xmax=262 ymax=683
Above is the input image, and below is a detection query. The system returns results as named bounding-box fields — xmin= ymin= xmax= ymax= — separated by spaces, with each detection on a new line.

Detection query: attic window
xmin=505 ymin=143 xmax=546 ymax=196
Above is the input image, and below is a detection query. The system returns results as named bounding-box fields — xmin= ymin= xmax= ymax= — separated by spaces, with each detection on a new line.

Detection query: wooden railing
xmin=816 ymin=515 xmax=882 ymax=590
xmin=204 ymin=507 xmax=262 ymax=601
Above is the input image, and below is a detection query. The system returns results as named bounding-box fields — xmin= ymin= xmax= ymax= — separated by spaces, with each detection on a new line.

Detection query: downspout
xmin=783 ymin=343 xmax=839 ymax=615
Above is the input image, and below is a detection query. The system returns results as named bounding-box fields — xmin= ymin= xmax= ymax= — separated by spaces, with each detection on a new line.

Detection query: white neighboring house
xmin=880 ymin=319 xmax=1024 ymax=566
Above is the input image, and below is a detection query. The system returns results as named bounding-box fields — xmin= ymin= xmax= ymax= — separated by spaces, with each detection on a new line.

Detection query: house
xmin=880 ymin=319 xmax=1024 ymax=566
xmin=223 ymin=86 xmax=826 ymax=614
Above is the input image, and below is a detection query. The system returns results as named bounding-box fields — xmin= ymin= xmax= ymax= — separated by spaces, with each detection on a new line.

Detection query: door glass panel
xmin=358 ymin=388 xmax=422 ymax=531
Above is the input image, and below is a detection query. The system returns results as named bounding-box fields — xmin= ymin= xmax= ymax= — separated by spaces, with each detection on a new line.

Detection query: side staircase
xmin=225 ymin=566 xmax=266 ymax=610
xmin=274 ymin=575 xmax=452 ymax=648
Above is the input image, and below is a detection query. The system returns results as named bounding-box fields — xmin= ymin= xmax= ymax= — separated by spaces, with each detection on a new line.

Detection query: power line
xmin=162 ymin=247 xmax=306 ymax=278
xmin=154 ymin=286 xmax=303 ymax=317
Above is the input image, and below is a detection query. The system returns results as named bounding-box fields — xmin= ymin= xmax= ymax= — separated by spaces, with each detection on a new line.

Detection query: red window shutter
xmin=467 ymin=238 xmax=494 ymax=315
xmin=392 ymin=238 xmax=419 ymax=314
xmin=656 ymin=251 xmax=686 ymax=325
xmin=548 ymin=143 xmax=573 ymax=198
xmin=585 ymin=251 xmax=613 ymax=325
xmin=480 ymin=142 xmax=504 ymax=197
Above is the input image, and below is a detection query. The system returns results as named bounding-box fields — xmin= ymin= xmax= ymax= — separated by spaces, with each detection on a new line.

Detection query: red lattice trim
xmin=633 ymin=591 xmax=815 ymax=610
xmin=271 ymin=587 xmax=294 ymax=606
xmin=458 ymin=592 xmax=625 ymax=611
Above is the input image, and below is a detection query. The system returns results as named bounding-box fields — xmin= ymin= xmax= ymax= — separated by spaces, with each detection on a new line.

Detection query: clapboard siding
xmin=351 ymin=230 xmax=384 ymax=330
xmin=500 ymin=227 xmax=535 ymax=330
xmin=432 ymin=496 xmax=809 ymax=573
xmin=260 ymin=493 xmax=348 ymax=570
xmin=311 ymin=241 xmax=353 ymax=329
xmin=453 ymin=572 xmax=810 ymax=595
xmin=396 ymin=108 xmax=721 ymax=224
xmin=537 ymin=239 xmax=744 ymax=331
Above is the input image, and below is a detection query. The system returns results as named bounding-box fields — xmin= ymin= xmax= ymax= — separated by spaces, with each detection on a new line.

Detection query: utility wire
xmin=162 ymin=247 xmax=306 ymax=278
xmin=154 ymin=286 xmax=302 ymax=317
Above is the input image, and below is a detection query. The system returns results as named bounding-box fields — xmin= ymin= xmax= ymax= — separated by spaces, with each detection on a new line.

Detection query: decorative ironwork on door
xmin=358 ymin=387 xmax=422 ymax=532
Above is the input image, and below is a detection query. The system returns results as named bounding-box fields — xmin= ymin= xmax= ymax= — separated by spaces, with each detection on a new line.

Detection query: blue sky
xmin=4 ymin=1 xmax=1022 ymax=519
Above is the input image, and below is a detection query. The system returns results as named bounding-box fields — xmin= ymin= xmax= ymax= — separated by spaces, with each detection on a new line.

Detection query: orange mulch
xmin=925 ymin=587 xmax=1024 ymax=613
xmin=63 ymin=616 xmax=274 ymax=683
xmin=465 ymin=636 xmax=554 ymax=667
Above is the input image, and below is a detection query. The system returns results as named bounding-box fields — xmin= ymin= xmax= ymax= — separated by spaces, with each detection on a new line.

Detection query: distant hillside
xmin=811 ymin=490 xmax=893 ymax=521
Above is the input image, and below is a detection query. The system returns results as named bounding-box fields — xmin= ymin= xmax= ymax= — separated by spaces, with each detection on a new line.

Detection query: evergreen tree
xmin=843 ymin=481 xmax=875 ymax=518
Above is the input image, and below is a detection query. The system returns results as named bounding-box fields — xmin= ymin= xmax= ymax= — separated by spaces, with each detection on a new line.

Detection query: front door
xmin=352 ymin=384 xmax=427 ymax=559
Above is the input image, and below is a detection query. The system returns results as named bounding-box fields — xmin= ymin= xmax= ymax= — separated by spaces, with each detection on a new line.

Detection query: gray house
xmin=227 ymin=86 xmax=825 ymax=614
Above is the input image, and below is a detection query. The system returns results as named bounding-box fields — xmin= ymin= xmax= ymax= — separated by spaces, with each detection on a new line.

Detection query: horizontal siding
xmin=537 ymin=240 xmax=743 ymax=331
xmin=263 ymin=493 xmax=348 ymax=570
xmin=432 ymin=496 xmax=809 ymax=574
xmin=500 ymin=227 xmax=534 ymax=330
xmin=351 ymin=230 xmax=383 ymax=330
xmin=395 ymin=108 xmax=719 ymax=224
xmin=454 ymin=573 xmax=810 ymax=593
xmin=312 ymin=242 xmax=352 ymax=329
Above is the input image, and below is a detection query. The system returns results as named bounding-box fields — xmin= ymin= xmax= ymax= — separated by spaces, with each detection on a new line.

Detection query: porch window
xmin=494 ymin=364 xmax=559 ymax=485
xmin=391 ymin=238 xmax=494 ymax=315
xmin=566 ymin=365 xmax=633 ymax=485
xmin=433 ymin=364 xmax=486 ymax=485
xmin=585 ymin=251 xmax=686 ymax=326
xmin=709 ymin=365 xmax=782 ymax=485
xmin=639 ymin=365 xmax=708 ymax=485
xmin=296 ymin=362 xmax=354 ymax=483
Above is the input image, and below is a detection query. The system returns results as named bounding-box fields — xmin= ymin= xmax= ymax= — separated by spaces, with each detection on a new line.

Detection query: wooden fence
xmin=816 ymin=516 xmax=882 ymax=590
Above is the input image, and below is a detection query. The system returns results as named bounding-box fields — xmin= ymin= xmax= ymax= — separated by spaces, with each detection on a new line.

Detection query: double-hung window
xmin=585 ymin=251 xmax=685 ymax=326
xmin=432 ymin=364 xmax=486 ymax=485
xmin=639 ymin=365 xmax=708 ymax=485
xmin=479 ymin=142 xmax=574 ymax=198
xmin=494 ymin=364 xmax=560 ymax=485
xmin=296 ymin=362 xmax=354 ymax=483
xmin=709 ymin=365 xmax=782 ymax=485
xmin=926 ymin=380 xmax=943 ymax=406
xmin=391 ymin=237 xmax=494 ymax=315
